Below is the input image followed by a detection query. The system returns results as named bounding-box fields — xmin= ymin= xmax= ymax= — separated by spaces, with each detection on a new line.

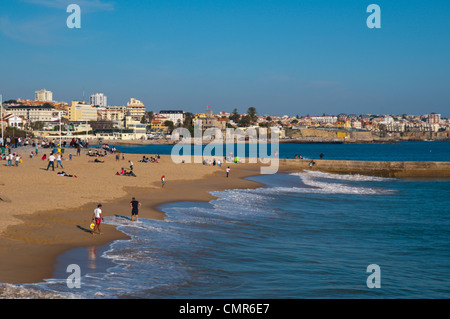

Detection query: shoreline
xmin=0 ymin=160 xmax=266 ymax=285
xmin=1 ymin=151 xmax=450 ymax=287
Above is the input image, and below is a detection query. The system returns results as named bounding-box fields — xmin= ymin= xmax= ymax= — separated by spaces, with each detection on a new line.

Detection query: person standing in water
xmin=130 ymin=197 xmax=141 ymax=222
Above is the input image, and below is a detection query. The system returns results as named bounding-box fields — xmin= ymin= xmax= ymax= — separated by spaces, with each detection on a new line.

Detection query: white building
xmin=6 ymin=105 xmax=57 ymax=122
xmin=428 ymin=113 xmax=441 ymax=125
xmin=4 ymin=114 xmax=26 ymax=130
xmin=90 ymin=93 xmax=108 ymax=107
xmin=159 ymin=110 xmax=184 ymax=125
xmin=35 ymin=89 xmax=53 ymax=102
xmin=310 ymin=116 xmax=338 ymax=123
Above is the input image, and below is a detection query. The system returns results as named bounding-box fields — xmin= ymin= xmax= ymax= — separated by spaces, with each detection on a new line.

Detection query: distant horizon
xmin=1 ymin=1 xmax=449 ymax=118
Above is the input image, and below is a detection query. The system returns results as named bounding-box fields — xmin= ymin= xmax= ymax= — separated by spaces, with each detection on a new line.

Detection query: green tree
xmin=229 ymin=108 xmax=240 ymax=123
xmin=247 ymin=107 xmax=257 ymax=123
xmin=147 ymin=111 xmax=154 ymax=123
xmin=239 ymin=115 xmax=251 ymax=127
xmin=164 ymin=120 xmax=174 ymax=131
xmin=183 ymin=112 xmax=193 ymax=126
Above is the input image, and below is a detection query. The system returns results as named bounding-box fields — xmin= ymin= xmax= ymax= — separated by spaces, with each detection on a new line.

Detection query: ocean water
xmin=2 ymin=168 xmax=449 ymax=299
xmin=113 ymin=141 xmax=450 ymax=162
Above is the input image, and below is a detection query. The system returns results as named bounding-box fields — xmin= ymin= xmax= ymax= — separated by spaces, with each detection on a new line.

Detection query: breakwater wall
xmin=280 ymin=159 xmax=450 ymax=178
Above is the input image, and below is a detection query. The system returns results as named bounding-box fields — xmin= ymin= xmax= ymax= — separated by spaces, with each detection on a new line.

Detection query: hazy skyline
xmin=0 ymin=0 xmax=449 ymax=117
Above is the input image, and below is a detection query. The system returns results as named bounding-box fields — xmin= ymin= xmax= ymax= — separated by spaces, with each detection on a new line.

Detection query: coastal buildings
xmin=193 ymin=109 xmax=227 ymax=130
xmin=90 ymin=93 xmax=108 ymax=107
xmin=428 ymin=113 xmax=441 ymax=125
xmin=99 ymin=106 xmax=126 ymax=121
xmin=1 ymin=90 xmax=448 ymax=141
xmin=94 ymin=110 xmax=147 ymax=140
xmin=159 ymin=110 xmax=184 ymax=125
xmin=68 ymin=101 xmax=98 ymax=122
xmin=150 ymin=114 xmax=170 ymax=131
xmin=5 ymin=104 xmax=59 ymax=122
xmin=3 ymin=114 xmax=27 ymax=130
xmin=35 ymin=89 xmax=53 ymax=102
xmin=126 ymin=98 xmax=146 ymax=121
xmin=123 ymin=111 xmax=147 ymax=138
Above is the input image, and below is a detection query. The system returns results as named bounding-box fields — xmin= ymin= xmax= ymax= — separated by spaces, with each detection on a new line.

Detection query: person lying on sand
xmin=88 ymin=158 xmax=104 ymax=163
xmin=57 ymin=171 xmax=77 ymax=178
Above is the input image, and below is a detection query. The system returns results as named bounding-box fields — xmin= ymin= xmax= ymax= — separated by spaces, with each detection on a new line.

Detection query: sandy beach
xmin=0 ymin=147 xmax=266 ymax=285
xmin=1 ymin=145 xmax=449 ymax=286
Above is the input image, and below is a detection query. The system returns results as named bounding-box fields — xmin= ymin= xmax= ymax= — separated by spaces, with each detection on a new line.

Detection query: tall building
xmin=428 ymin=113 xmax=441 ymax=124
xmin=90 ymin=93 xmax=108 ymax=107
xmin=35 ymin=89 xmax=53 ymax=102
xmin=126 ymin=98 xmax=146 ymax=121
xmin=68 ymin=101 xmax=98 ymax=121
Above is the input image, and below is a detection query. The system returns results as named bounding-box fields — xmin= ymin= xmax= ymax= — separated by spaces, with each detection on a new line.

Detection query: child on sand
xmin=161 ymin=175 xmax=166 ymax=188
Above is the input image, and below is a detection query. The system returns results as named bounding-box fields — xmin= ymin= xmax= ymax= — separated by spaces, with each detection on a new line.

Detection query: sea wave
xmin=294 ymin=170 xmax=397 ymax=182
xmin=286 ymin=171 xmax=397 ymax=195
xmin=215 ymin=171 xmax=397 ymax=197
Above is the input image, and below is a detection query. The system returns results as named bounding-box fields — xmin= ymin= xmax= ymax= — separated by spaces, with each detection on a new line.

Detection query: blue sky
xmin=0 ymin=0 xmax=449 ymax=117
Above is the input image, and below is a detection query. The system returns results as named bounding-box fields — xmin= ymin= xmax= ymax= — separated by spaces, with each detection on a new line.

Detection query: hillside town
xmin=1 ymin=89 xmax=449 ymax=144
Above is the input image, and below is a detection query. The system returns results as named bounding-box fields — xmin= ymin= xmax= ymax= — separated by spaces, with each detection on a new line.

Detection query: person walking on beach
xmin=46 ymin=153 xmax=56 ymax=171
xmin=226 ymin=166 xmax=230 ymax=178
xmin=56 ymin=153 xmax=64 ymax=169
xmin=129 ymin=160 xmax=133 ymax=171
xmin=91 ymin=204 xmax=104 ymax=235
xmin=7 ymin=153 xmax=13 ymax=166
xmin=15 ymin=154 xmax=21 ymax=167
xmin=161 ymin=175 xmax=166 ymax=188
xmin=130 ymin=197 xmax=141 ymax=222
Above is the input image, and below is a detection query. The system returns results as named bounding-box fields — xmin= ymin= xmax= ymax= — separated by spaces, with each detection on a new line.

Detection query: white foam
xmin=285 ymin=171 xmax=397 ymax=195
xmin=0 ymin=283 xmax=69 ymax=299
xmin=293 ymin=170 xmax=396 ymax=182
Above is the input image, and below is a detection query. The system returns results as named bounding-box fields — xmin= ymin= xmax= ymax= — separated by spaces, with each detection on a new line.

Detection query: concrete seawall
xmin=279 ymin=159 xmax=450 ymax=178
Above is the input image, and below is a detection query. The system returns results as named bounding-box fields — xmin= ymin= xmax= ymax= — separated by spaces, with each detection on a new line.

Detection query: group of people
xmin=292 ymin=153 xmax=324 ymax=160
xmin=202 ymin=158 xmax=222 ymax=167
xmin=1 ymin=136 xmax=24 ymax=148
xmin=116 ymin=167 xmax=136 ymax=177
xmin=91 ymin=197 xmax=141 ymax=235
xmin=1 ymin=152 xmax=22 ymax=166
xmin=101 ymin=144 xmax=118 ymax=153
xmin=139 ymin=155 xmax=159 ymax=163
xmin=45 ymin=152 xmax=65 ymax=171
xmin=87 ymin=149 xmax=107 ymax=157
